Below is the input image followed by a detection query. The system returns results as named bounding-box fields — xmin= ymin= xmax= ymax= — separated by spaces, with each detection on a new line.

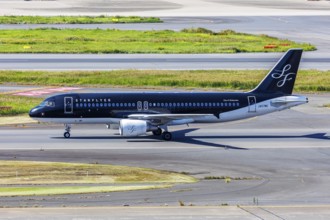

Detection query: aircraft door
xmin=137 ymin=101 xmax=142 ymax=111
xmin=143 ymin=101 xmax=148 ymax=110
xmin=248 ymin=96 xmax=256 ymax=112
xmin=64 ymin=97 xmax=73 ymax=114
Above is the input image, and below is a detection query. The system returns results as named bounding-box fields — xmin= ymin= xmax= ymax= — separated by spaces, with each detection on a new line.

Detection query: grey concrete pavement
xmin=0 ymin=52 xmax=329 ymax=70
xmin=1 ymin=0 xmax=330 ymax=16
xmin=1 ymin=206 xmax=330 ymax=220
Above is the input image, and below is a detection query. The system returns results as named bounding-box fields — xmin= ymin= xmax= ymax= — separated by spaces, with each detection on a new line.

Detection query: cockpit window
xmin=39 ymin=100 xmax=55 ymax=107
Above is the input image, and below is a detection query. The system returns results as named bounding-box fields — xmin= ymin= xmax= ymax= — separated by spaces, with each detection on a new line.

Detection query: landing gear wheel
xmin=64 ymin=124 xmax=71 ymax=138
xmin=162 ymin=132 xmax=172 ymax=141
xmin=152 ymin=128 xmax=162 ymax=136
xmin=64 ymin=132 xmax=71 ymax=138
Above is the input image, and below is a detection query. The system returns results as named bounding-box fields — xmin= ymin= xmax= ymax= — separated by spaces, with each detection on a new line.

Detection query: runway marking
xmin=13 ymin=87 xmax=81 ymax=97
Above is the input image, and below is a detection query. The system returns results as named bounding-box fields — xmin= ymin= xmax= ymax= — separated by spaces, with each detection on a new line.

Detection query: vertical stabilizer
xmin=251 ymin=49 xmax=303 ymax=95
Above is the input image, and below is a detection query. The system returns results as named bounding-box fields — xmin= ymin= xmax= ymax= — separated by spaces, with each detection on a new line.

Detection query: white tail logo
xmin=271 ymin=64 xmax=296 ymax=87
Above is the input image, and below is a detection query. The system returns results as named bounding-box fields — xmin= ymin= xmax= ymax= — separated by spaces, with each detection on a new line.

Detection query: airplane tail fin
xmin=251 ymin=49 xmax=303 ymax=95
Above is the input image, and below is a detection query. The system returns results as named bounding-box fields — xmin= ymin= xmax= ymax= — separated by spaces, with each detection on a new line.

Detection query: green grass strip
xmin=0 ymin=28 xmax=315 ymax=54
xmin=0 ymin=160 xmax=196 ymax=184
xmin=0 ymin=94 xmax=43 ymax=116
xmin=0 ymin=69 xmax=328 ymax=91
xmin=0 ymin=159 xmax=193 ymax=196
xmin=0 ymin=185 xmax=171 ymax=197
xmin=0 ymin=16 xmax=161 ymax=24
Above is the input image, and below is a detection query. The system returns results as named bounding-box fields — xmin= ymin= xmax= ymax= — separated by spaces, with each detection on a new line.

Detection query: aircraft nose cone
xmin=29 ymin=108 xmax=38 ymax=118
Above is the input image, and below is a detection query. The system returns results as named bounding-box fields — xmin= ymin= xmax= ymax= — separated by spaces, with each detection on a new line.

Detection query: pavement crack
xmin=259 ymin=207 xmax=286 ymax=220
xmin=237 ymin=206 xmax=265 ymax=220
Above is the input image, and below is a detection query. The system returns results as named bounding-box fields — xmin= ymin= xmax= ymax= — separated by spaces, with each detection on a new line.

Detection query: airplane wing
xmin=127 ymin=114 xmax=214 ymax=125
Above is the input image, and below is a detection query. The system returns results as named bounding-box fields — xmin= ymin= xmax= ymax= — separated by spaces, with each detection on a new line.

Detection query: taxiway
xmin=0 ymin=94 xmax=329 ymax=207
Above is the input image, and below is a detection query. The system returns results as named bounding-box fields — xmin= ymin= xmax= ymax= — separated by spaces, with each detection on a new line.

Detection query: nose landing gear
xmin=64 ymin=124 xmax=71 ymax=138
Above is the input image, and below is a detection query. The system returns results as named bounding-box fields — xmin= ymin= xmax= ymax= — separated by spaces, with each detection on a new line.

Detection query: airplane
xmin=29 ymin=49 xmax=308 ymax=141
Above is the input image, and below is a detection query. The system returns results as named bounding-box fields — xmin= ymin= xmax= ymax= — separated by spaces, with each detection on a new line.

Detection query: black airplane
xmin=29 ymin=49 xmax=308 ymax=141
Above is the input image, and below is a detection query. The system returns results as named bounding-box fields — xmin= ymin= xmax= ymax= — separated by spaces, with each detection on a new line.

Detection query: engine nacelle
xmin=119 ymin=119 xmax=148 ymax=137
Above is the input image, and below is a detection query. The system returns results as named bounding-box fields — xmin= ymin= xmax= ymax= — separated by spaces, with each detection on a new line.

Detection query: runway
xmin=1 ymin=53 xmax=330 ymax=70
xmin=0 ymin=94 xmax=329 ymax=207
xmin=2 ymin=206 xmax=330 ymax=220
xmin=1 ymin=0 xmax=330 ymax=16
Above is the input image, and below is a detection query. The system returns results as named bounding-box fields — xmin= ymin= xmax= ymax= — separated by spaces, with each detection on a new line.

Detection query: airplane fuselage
xmin=30 ymin=92 xmax=307 ymax=124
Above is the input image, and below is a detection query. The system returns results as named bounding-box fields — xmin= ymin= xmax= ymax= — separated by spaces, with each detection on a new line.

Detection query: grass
xmin=0 ymin=185 xmax=171 ymax=197
xmin=0 ymin=28 xmax=315 ymax=54
xmin=324 ymin=104 xmax=330 ymax=108
xmin=0 ymin=160 xmax=196 ymax=196
xmin=1 ymin=69 xmax=329 ymax=117
xmin=0 ymin=94 xmax=42 ymax=116
xmin=0 ymin=69 xmax=329 ymax=92
xmin=0 ymin=160 xmax=195 ymax=184
xmin=0 ymin=16 xmax=161 ymax=24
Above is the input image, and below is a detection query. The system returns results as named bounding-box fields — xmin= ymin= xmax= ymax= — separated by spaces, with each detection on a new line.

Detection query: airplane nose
xmin=29 ymin=108 xmax=39 ymax=118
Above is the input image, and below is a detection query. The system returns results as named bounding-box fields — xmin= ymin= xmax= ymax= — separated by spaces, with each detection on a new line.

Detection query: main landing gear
xmin=152 ymin=127 xmax=172 ymax=141
xmin=162 ymin=132 xmax=172 ymax=141
xmin=64 ymin=124 xmax=71 ymax=138
xmin=152 ymin=128 xmax=162 ymax=136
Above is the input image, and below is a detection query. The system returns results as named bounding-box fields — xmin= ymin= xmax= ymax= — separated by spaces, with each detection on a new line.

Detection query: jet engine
xmin=119 ymin=119 xmax=158 ymax=137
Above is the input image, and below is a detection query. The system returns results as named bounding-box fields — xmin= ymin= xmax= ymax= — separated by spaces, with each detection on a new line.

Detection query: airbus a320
xmin=29 ymin=49 xmax=308 ymax=141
